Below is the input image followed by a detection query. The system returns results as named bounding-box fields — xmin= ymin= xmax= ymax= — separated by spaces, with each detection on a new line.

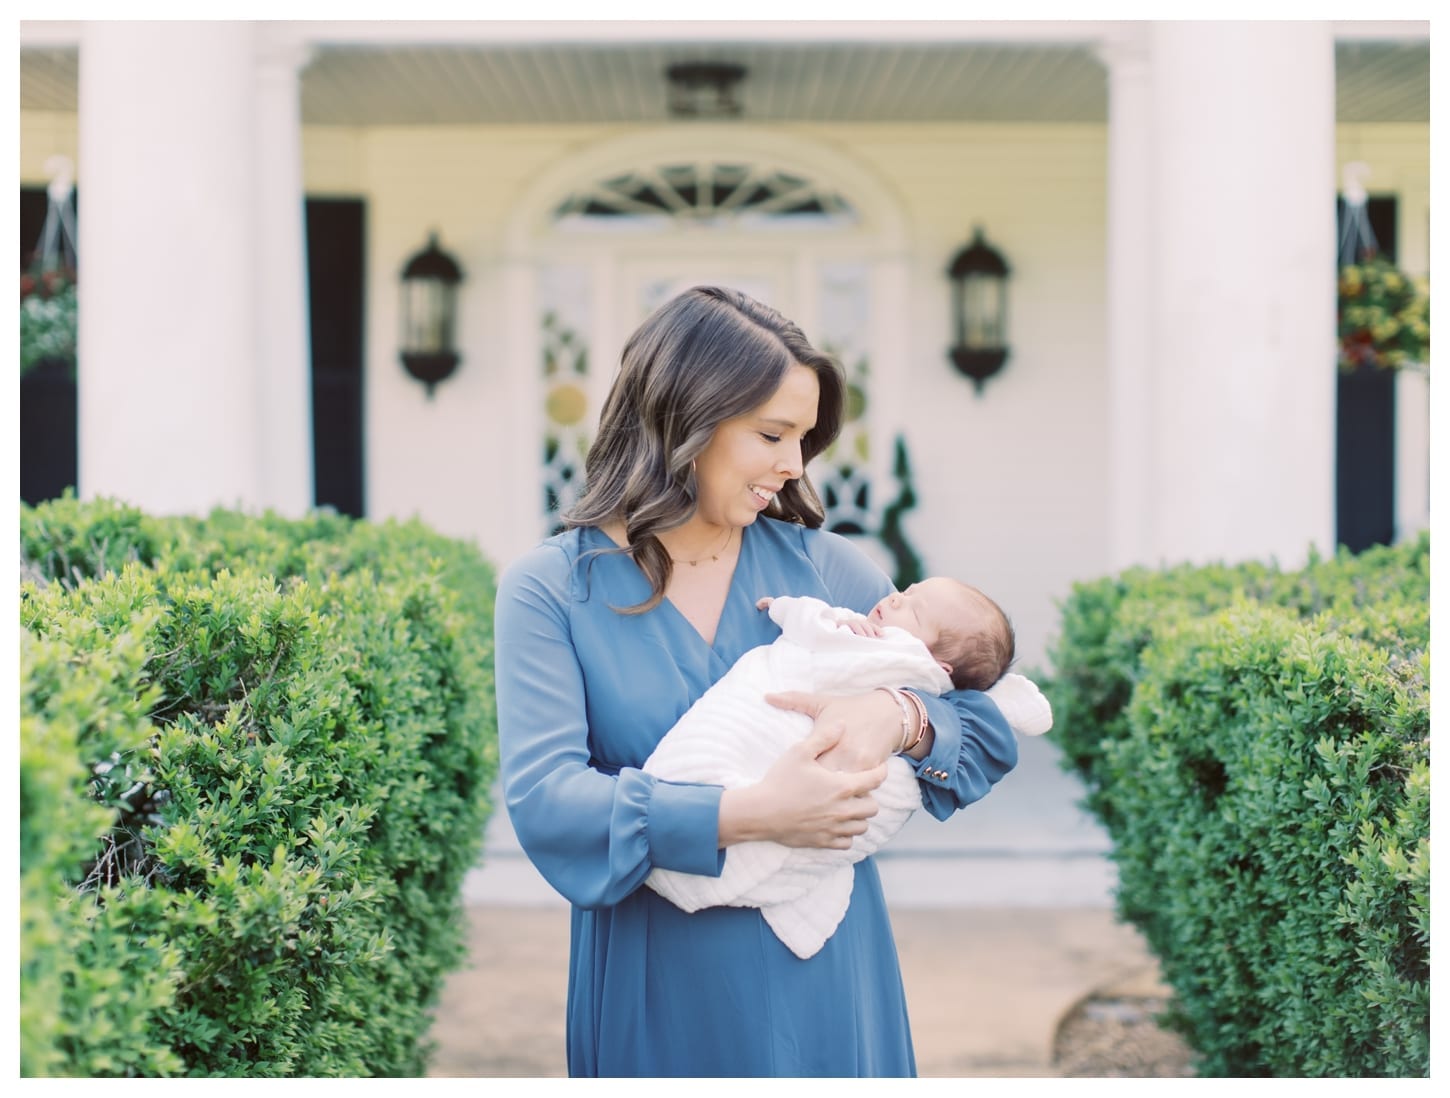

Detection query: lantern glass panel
xmin=963 ymin=275 xmax=1005 ymax=349
xmin=403 ymin=280 xmax=455 ymax=354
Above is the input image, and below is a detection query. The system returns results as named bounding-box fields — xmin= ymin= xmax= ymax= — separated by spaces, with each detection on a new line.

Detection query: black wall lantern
xmin=400 ymin=231 xmax=463 ymax=397
xmin=947 ymin=226 xmax=1011 ymax=394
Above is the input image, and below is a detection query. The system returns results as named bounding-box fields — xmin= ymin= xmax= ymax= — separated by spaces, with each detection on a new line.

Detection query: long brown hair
xmin=563 ymin=285 xmax=846 ymax=612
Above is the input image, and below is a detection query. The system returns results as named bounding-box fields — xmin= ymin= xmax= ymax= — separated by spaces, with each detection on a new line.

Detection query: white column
xmin=78 ymin=22 xmax=313 ymax=516
xmin=1096 ymin=26 xmax=1155 ymax=571
xmin=1393 ymin=175 xmax=1430 ymax=542
xmin=78 ymin=22 xmax=261 ymax=514
xmin=1395 ymin=369 xmax=1430 ymax=540
xmin=253 ymin=27 xmax=315 ymax=516
xmin=1146 ymin=21 xmax=1337 ymax=568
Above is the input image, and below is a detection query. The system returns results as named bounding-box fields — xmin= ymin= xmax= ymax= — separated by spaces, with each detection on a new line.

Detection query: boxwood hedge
xmin=20 ymin=497 xmax=499 ymax=1077
xmin=1044 ymin=535 xmax=1428 ymax=1077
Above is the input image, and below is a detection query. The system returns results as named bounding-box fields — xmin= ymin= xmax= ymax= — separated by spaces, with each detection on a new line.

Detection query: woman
xmin=494 ymin=285 xmax=1017 ymax=1077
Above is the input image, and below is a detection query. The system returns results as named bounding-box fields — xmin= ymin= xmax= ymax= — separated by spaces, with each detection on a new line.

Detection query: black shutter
xmin=1334 ymin=195 xmax=1399 ymax=553
xmin=305 ymin=197 xmax=367 ymax=517
xmin=20 ymin=185 xmax=78 ymax=506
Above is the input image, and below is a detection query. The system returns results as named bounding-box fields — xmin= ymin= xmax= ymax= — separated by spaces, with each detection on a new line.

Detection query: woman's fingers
xmin=754 ymin=727 xmax=891 ymax=849
xmin=845 ymin=762 xmax=889 ymax=795
xmin=799 ymin=719 xmax=844 ymax=758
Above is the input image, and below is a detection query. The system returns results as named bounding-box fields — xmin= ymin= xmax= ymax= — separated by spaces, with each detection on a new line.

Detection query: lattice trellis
xmin=817 ymin=350 xmax=874 ymax=535
xmin=814 ymin=262 xmax=875 ymax=536
xmin=540 ymin=308 xmax=592 ymax=535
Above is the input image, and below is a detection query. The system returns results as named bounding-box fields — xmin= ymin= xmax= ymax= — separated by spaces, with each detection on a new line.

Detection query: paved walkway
xmin=428 ymin=735 xmax=1168 ymax=1077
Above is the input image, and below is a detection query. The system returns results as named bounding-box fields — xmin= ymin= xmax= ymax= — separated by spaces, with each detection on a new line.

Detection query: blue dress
xmin=494 ymin=517 xmax=1018 ymax=1077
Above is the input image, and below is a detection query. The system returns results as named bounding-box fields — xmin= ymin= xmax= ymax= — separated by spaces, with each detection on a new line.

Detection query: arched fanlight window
xmin=554 ymin=162 xmax=857 ymax=229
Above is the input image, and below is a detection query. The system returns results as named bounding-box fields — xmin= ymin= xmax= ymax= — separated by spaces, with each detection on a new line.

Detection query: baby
xmin=805 ymin=576 xmax=1018 ymax=692
xmin=642 ymin=577 xmax=1051 ymax=959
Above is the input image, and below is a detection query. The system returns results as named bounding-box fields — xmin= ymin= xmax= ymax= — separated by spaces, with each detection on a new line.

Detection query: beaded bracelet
xmin=899 ymin=690 xmax=929 ymax=754
xmin=875 ymin=686 xmax=915 ymax=753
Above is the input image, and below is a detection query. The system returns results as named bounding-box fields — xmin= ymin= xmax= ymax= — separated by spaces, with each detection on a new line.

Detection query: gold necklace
xmin=669 ymin=527 xmax=735 ymax=567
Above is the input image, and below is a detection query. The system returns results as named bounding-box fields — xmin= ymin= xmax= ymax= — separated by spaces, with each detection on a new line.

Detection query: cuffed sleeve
xmin=633 ymin=778 xmax=728 ymax=877
xmin=903 ymin=688 xmax=1018 ymax=820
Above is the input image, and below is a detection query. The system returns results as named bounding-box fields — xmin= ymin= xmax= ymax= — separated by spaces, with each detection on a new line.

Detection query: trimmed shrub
xmin=1044 ymin=537 xmax=1428 ymax=1076
xmin=1112 ymin=605 xmax=1427 ymax=1075
xmin=1047 ymin=535 xmax=1428 ymax=818
xmin=19 ymin=500 xmax=498 ymax=1077
xmin=20 ymin=611 xmax=184 ymax=1077
xmin=19 ymin=492 xmax=162 ymax=588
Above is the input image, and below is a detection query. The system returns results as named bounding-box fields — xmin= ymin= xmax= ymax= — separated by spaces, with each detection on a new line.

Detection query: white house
xmin=18 ymin=19 xmax=1431 ymax=670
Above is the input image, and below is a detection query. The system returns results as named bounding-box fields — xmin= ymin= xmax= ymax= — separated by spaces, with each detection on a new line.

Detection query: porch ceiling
xmin=19 ymin=36 xmax=1430 ymax=126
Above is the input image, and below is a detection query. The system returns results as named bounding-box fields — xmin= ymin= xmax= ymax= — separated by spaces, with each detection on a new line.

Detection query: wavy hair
xmin=563 ymin=285 xmax=846 ymax=613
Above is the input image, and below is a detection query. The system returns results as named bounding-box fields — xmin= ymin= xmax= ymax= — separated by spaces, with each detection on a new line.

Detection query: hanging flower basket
xmin=22 ymin=157 xmax=79 ymax=376
xmin=1338 ymin=255 xmax=1429 ymax=373
xmin=20 ymin=266 xmax=77 ymax=374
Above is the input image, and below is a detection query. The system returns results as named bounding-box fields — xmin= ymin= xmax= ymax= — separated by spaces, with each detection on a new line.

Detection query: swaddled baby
xmin=643 ymin=578 xmax=1051 ymax=958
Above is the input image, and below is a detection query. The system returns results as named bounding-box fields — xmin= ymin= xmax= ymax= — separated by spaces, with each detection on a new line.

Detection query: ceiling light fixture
xmin=665 ymin=61 xmax=748 ymax=118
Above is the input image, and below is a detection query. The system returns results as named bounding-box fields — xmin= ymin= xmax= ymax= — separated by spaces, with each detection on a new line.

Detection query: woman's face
xmin=692 ymin=363 xmax=820 ymax=529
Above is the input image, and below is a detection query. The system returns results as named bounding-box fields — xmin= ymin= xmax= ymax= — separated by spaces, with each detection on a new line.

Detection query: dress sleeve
xmin=803 ymin=528 xmax=1019 ymax=820
xmin=902 ymin=690 xmax=1018 ymax=821
xmin=494 ymin=544 xmax=726 ymax=909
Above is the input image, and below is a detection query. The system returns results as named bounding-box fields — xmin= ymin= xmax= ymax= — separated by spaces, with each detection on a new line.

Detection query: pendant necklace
xmin=669 ymin=527 xmax=735 ymax=567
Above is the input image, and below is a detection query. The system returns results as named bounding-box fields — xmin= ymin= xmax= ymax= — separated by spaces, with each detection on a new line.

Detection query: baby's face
xmin=868 ymin=577 xmax=979 ymax=650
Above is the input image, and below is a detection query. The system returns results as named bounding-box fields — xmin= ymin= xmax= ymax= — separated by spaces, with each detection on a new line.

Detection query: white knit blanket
xmin=642 ymin=595 xmax=1051 ymax=959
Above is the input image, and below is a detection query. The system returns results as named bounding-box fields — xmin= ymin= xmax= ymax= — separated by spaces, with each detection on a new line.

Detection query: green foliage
xmin=19 ymin=490 xmax=163 ymax=587
xmin=19 ymin=499 xmax=499 ymax=1077
xmin=1043 ymin=536 xmax=1428 ymax=1077
xmin=1338 ymin=257 xmax=1430 ymax=372
xmin=878 ymin=434 xmax=924 ymax=591
xmin=1047 ymin=535 xmax=1427 ymax=811
xmin=20 ymin=268 xmax=78 ymax=373
xmin=20 ymin=615 xmax=185 ymax=1077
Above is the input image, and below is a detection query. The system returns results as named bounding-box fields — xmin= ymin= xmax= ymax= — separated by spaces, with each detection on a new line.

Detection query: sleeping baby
xmin=642 ymin=577 xmax=1051 ymax=958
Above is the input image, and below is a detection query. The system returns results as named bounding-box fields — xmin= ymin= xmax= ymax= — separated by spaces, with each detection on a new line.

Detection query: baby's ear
xmin=937 ymin=658 xmax=954 ymax=678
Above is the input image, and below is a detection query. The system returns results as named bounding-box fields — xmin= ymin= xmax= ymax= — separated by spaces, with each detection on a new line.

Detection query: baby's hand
xmin=844 ymin=616 xmax=883 ymax=639
xmin=756 ymin=597 xmax=774 ymax=611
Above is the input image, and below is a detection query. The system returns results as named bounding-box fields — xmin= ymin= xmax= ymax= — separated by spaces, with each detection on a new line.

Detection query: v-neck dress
xmin=493 ymin=517 xmax=1018 ymax=1077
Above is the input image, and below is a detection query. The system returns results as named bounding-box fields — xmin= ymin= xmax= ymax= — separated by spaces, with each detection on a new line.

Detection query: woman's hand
xmin=719 ymin=723 xmax=887 ymax=850
xmin=765 ymin=689 xmax=907 ymax=772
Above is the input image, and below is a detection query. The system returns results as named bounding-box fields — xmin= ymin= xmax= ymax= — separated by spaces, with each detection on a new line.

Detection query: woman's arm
xmin=903 ymin=689 xmax=1017 ymax=820
xmin=496 ymin=545 xmax=726 ymax=909
xmin=497 ymin=544 xmax=894 ymax=908
xmin=771 ymin=528 xmax=1020 ymax=816
xmin=765 ymin=675 xmax=1018 ymax=820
